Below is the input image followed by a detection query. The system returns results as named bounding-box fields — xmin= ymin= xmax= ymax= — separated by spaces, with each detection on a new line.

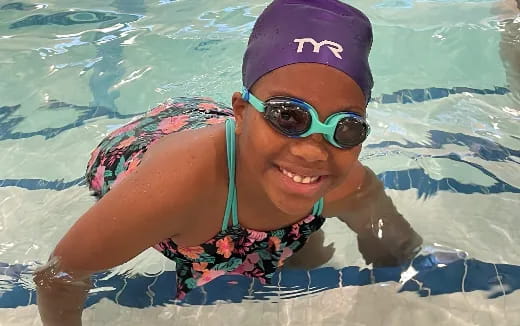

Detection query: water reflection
xmin=0 ymin=2 xmax=45 ymax=11
xmin=10 ymin=11 xmax=121 ymax=29
xmin=1 ymin=245 xmax=518 ymax=309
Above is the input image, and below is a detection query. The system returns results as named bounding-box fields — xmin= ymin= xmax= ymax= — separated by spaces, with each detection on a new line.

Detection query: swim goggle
xmin=241 ymin=88 xmax=370 ymax=149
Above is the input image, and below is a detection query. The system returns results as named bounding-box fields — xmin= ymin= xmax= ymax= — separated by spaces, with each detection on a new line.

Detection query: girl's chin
xmin=259 ymin=196 xmax=311 ymax=221
xmin=265 ymin=185 xmax=322 ymax=218
xmin=277 ymin=201 xmax=316 ymax=218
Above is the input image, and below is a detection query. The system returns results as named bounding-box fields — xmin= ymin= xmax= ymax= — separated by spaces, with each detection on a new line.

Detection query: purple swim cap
xmin=242 ymin=0 xmax=374 ymax=104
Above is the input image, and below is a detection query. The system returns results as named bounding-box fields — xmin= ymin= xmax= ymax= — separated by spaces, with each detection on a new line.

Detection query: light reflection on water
xmin=1 ymin=244 xmax=518 ymax=310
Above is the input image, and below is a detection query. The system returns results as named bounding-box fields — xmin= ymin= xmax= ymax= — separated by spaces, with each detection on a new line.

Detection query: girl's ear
xmin=231 ymin=92 xmax=247 ymax=135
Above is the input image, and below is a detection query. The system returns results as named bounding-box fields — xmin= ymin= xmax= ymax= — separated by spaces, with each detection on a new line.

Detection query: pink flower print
xmin=115 ymin=136 xmax=137 ymax=149
xmin=205 ymin=117 xmax=226 ymax=125
xmin=216 ymin=236 xmax=234 ymax=258
xmin=278 ymin=247 xmax=294 ymax=267
xmin=256 ymin=276 xmax=267 ymax=284
xmin=268 ymin=236 xmax=281 ymax=252
xmin=112 ymin=158 xmax=140 ymax=187
xmin=197 ymin=102 xmax=219 ymax=111
xmin=193 ymin=262 xmax=209 ymax=272
xmin=247 ymin=230 xmax=267 ymax=243
xmin=196 ymin=270 xmax=225 ymax=286
xmin=126 ymin=151 xmax=142 ymax=170
xmin=177 ymin=246 xmax=204 ymax=259
xmin=303 ymin=214 xmax=316 ymax=223
xmin=152 ymin=243 xmax=164 ymax=252
xmin=165 ymin=241 xmax=177 ymax=252
xmin=232 ymin=252 xmax=259 ymax=274
xmin=87 ymin=147 xmax=100 ymax=169
xmin=153 ymin=242 xmax=167 ymax=252
xmin=90 ymin=165 xmax=105 ymax=192
xmin=108 ymin=121 xmax=139 ymax=138
xmin=153 ymin=240 xmax=177 ymax=254
xmin=176 ymin=289 xmax=186 ymax=300
xmin=230 ymin=235 xmax=248 ymax=255
xmin=147 ymin=103 xmax=169 ymax=116
xmin=248 ymin=252 xmax=260 ymax=264
xmin=245 ymin=266 xmax=266 ymax=280
xmin=289 ymin=224 xmax=300 ymax=239
xmin=103 ymin=150 xmax=122 ymax=167
xmin=158 ymin=115 xmax=189 ymax=134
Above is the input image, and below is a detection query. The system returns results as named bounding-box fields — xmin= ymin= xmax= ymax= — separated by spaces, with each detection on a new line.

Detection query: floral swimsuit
xmin=86 ymin=97 xmax=326 ymax=299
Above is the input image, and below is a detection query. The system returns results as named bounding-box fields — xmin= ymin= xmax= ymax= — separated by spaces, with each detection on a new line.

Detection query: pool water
xmin=0 ymin=0 xmax=519 ymax=325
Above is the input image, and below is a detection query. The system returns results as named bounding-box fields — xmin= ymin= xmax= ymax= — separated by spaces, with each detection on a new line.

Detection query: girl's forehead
xmin=252 ymin=64 xmax=367 ymax=116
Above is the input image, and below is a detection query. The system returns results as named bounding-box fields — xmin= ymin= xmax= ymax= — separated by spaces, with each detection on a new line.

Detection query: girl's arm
xmin=34 ymin=258 xmax=91 ymax=326
xmin=33 ymin=133 xmax=213 ymax=325
xmin=326 ymin=162 xmax=423 ymax=267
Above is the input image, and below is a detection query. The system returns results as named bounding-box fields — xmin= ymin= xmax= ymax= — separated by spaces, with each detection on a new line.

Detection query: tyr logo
xmin=293 ymin=38 xmax=344 ymax=59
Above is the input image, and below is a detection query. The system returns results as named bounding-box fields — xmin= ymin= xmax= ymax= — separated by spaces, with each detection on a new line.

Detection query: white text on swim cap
xmin=293 ymin=38 xmax=343 ymax=59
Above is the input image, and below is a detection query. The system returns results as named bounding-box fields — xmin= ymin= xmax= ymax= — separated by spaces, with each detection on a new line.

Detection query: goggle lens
xmin=264 ymin=101 xmax=311 ymax=136
xmin=333 ymin=116 xmax=368 ymax=148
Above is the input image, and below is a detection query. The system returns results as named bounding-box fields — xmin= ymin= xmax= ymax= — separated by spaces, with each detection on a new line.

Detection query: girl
xmin=34 ymin=1 xmax=422 ymax=325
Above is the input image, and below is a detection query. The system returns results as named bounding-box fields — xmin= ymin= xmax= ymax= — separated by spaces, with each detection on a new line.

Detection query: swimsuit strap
xmin=221 ymin=118 xmax=325 ymax=231
xmin=222 ymin=119 xmax=239 ymax=231
xmin=312 ymin=197 xmax=324 ymax=216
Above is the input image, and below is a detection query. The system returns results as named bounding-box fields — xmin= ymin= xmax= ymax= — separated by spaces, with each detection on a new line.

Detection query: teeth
xmin=280 ymin=168 xmax=319 ymax=184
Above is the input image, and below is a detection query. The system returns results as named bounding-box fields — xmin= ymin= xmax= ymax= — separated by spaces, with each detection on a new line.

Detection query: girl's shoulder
xmin=128 ymin=122 xmax=231 ymax=243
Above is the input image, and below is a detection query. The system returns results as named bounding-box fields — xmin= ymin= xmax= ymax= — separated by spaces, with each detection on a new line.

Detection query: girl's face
xmin=232 ymin=63 xmax=367 ymax=217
